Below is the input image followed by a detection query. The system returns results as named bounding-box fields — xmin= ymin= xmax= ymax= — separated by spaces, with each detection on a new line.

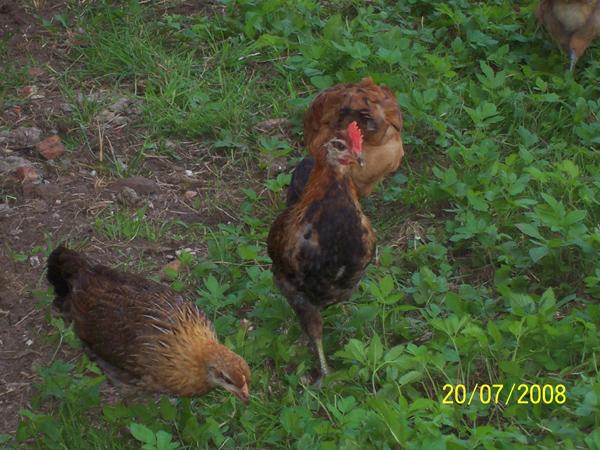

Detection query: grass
xmin=3 ymin=0 xmax=600 ymax=448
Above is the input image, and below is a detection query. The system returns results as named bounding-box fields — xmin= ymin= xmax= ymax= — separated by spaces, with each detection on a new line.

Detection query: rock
xmin=0 ymin=156 xmax=34 ymax=174
xmin=60 ymin=103 xmax=74 ymax=113
xmin=109 ymin=176 xmax=160 ymax=195
xmin=22 ymin=182 xmax=60 ymax=201
xmin=115 ymin=186 xmax=140 ymax=207
xmin=109 ymin=97 xmax=130 ymax=113
xmin=95 ymin=97 xmax=132 ymax=125
xmin=29 ymin=256 xmax=41 ymax=268
xmin=7 ymin=127 xmax=42 ymax=148
xmin=0 ymin=204 xmax=11 ymax=215
xmin=14 ymin=166 xmax=41 ymax=183
xmin=268 ymin=156 xmax=287 ymax=173
xmin=184 ymin=190 xmax=198 ymax=200
xmin=254 ymin=118 xmax=289 ymax=133
xmin=239 ymin=318 xmax=254 ymax=331
xmin=36 ymin=135 xmax=65 ymax=160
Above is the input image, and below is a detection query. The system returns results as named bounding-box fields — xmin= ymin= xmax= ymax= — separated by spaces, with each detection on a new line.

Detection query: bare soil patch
xmin=0 ymin=1 xmax=259 ymax=434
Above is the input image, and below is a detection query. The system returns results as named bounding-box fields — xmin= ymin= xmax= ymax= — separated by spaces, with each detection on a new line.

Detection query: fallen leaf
xmin=37 ymin=135 xmax=65 ymax=160
xmin=18 ymin=85 xmax=38 ymax=98
xmin=184 ymin=190 xmax=198 ymax=200
xmin=161 ymin=260 xmax=181 ymax=280
xmin=14 ymin=166 xmax=41 ymax=183
xmin=28 ymin=67 xmax=45 ymax=77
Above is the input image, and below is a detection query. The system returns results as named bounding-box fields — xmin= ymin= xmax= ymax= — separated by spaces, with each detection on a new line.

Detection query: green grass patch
xmin=9 ymin=0 xmax=600 ymax=448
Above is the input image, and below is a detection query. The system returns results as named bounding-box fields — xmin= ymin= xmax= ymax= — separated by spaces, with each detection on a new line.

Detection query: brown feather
xmin=46 ymin=246 xmax=250 ymax=399
xmin=303 ymin=77 xmax=404 ymax=196
xmin=537 ymin=0 xmax=600 ymax=67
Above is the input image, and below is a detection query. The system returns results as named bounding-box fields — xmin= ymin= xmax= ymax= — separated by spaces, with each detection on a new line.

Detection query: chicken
xmin=292 ymin=77 xmax=403 ymax=201
xmin=46 ymin=246 xmax=250 ymax=402
xmin=268 ymin=122 xmax=376 ymax=382
xmin=537 ymin=0 xmax=600 ymax=70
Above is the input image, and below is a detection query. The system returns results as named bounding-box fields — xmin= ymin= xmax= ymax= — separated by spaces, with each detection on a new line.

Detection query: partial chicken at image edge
xmin=537 ymin=0 xmax=600 ymax=70
xmin=46 ymin=246 xmax=251 ymax=403
xmin=268 ymin=121 xmax=376 ymax=385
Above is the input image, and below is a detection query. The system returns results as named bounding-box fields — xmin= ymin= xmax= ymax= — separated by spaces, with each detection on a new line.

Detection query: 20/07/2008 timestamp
xmin=442 ymin=384 xmax=567 ymax=405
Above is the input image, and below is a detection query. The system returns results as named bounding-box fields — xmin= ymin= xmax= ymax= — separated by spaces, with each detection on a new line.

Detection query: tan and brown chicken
xmin=287 ymin=78 xmax=403 ymax=205
xmin=269 ymin=122 xmax=376 ymax=383
xmin=46 ymin=246 xmax=250 ymax=402
xmin=537 ymin=0 xmax=600 ymax=70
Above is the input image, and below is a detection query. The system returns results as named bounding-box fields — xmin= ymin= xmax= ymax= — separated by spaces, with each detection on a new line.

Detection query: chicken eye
xmin=220 ymin=372 xmax=233 ymax=385
xmin=331 ymin=140 xmax=346 ymax=151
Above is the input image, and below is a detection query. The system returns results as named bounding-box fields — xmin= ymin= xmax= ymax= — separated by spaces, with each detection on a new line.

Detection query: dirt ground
xmin=0 ymin=1 xmax=254 ymax=434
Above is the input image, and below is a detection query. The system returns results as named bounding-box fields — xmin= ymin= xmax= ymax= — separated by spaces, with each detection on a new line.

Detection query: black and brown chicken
xmin=268 ymin=122 xmax=376 ymax=382
xmin=287 ymin=77 xmax=404 ymax=205
xmin=46 ymin=246 xmax=250 ymax=402
xmin=537 ymin=0 xmax=600 ymax=70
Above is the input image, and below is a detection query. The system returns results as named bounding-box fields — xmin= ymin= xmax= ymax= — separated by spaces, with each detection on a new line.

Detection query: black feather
xmin=46 ymin=245 xmax=88 ymax=311
xmin=286 ymin=157 xmax=315 ymax=206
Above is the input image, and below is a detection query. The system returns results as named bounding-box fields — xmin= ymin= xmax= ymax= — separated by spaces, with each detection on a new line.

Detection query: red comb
xmin=347 ymin=121 xmax=363 ymax=153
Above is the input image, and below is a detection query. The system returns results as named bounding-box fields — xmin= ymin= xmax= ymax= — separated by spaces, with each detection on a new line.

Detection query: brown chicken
xmin=537 ymin=0 xmax=600 ymax=70
xmin=268 ymin=122 xmax=376 ymax=382
xmin=286 ymin=77 xmax=403 ymax=204
xmin=46 ymin=246 xmax=250 ymax=402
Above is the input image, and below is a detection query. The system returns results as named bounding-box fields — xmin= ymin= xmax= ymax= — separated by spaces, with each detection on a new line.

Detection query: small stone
xmin=268 ymin=156 xmax=287 ymax=173
xmin=239 ymin=318 xmax=254 ymax=331
xmin=109 ymin=176 xmax=160 ymax=195
xmin=254 ymin=117 xmax=289 ymax=132
xmin=22 ymin=182 xmax=61 ymax=201
xmin=8 ymin=127 xmax=42 ymax=148
xmin=0 ymin=156 xmax=33 ymax=174
xmin=37 ymin=135 xmax=65 ymax=160
xmin=115 ymin=186 xmax=140 ymax=207
xmin=184 ymin=190 xmax=198 ymax=200
xmin=61 ymin=103 xmax=74 ymax=113
xmin=29 ymin=256 xmax=41 ymax=268
xmin=109 ymin=97 xmax=130 ymax=113
xmin=14 ymin=166 xmax=41 ymax=183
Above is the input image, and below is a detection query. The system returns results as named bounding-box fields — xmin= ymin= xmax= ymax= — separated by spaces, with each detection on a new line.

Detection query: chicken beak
xmin=239 ymin=382 xmax=249 ymax=404
xmin=356 ymin=153 xmax=364 ymax=167
xmin=233 ymin=377 xmax=249 ymax=405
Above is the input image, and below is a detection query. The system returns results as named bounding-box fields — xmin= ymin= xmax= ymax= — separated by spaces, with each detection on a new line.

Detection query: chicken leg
xmin=290 ymin=296 xmax=331 ymax=383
